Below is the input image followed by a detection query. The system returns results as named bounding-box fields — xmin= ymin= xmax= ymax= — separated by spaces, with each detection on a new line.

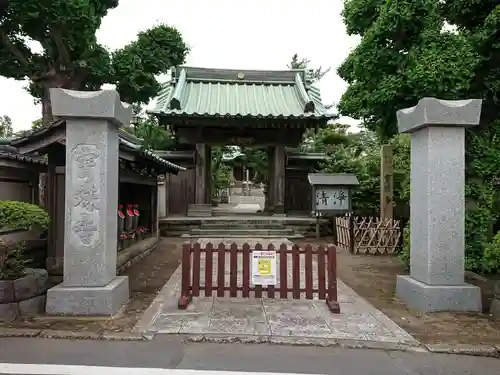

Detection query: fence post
xmin=326 ymin=245 xmax=340 ymax=313
xmin=178 ymin=242 xmax=192 ymax=309
xmin=348 ymin=215 xmax=355 ymax=253
xmin=332 ymin=215 xmax=338 ymax=245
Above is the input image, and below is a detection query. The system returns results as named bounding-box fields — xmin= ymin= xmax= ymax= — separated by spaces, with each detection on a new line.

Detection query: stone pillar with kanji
xmin=45 ymin=88 xmax=131 ymax=316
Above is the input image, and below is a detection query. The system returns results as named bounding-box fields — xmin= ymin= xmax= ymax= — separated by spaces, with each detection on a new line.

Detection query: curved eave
xmin=169 ymin=68 xmax=187 ymax=110
xmin=150 ymin=110 xmax=333 ymax=121
xmin=294 ymin=73 xmax=315 ymax=113
xmin=0 ymin=152 xmax=48 ymax=166
xmin=119 ymin=138 xmax=185 ymax=174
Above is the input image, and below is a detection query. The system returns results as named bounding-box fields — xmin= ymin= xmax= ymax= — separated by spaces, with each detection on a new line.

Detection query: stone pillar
xmin=380 ymin=145 xmax=394 ymax=219
xmin=158 ymin=179 xmax=166 ymax=217
xmin=45 ymin=88 xmax=131 ymax=316
xmin=267 ymin=147 xmax=275 ymax=212
xmin=195 ymin=143 xmax=207 ymax=204
xmin=273 ymin=144 xmax=285 ymax=215
xmin=395 ymin=97 xmax=482 ymax=312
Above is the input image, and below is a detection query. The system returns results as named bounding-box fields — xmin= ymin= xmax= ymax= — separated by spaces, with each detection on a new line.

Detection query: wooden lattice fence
xmin=335 ymin=216 xmax=402 ymax=254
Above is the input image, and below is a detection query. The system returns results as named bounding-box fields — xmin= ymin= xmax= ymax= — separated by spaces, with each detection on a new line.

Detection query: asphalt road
xmin=0 ymin=336 xmax=499 ymax=375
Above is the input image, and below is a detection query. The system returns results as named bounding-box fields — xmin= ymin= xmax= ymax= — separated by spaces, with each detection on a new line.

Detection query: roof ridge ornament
xmin=294 ymin=73 xmax=315 ymax=113
xmin=169 ymin=68 xmax=187 ymax=110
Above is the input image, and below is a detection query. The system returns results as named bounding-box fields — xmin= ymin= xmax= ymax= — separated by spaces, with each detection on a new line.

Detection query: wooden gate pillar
xmin=273 ymin=144 xmax=286 ymax=215
xmin=267 ymin=147 xmax=275 ymax=212
xmin=195 ymin=143 xmax=207 ymax=204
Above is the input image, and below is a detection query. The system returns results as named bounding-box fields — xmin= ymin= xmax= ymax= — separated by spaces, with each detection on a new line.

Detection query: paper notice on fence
xmin=251 ymin=250 xmax=277 ymax=286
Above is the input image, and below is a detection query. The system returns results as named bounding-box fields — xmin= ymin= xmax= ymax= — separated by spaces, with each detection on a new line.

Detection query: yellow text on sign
xmin=257 ymin=259 xmax=272 ymax=275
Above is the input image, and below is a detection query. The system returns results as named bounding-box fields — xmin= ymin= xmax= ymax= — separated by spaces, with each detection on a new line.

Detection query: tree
xmin=0 ymin=1 xmax=189 ymax=125
xmin=300 ymin=123 xmax=351 ymax=153
xmin=337 ymin=0 xmax=476 ymax=140
xmin=288 ymin=53 xmax=331 ymax=83
xmin=31 ymin=119 xmax=43 ymax=130
xmin=0 ymin=115 xmax=13 ymax=137
xmin=337 ymin=0 xmax=500 ymax=273
xmin=122 ymin=106 xmax=175 ymax=150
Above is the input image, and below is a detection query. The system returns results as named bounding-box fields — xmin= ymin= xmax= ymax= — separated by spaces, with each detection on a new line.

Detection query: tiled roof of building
xmin=150 ymin=66 xmax=333 ymax=120
xmin=6 ymin=121 xmax=185 ymax=173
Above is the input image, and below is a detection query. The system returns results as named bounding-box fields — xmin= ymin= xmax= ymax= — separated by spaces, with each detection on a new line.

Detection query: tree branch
xmin=49 ymin=25 xmax=71 ymax=67
xmin=0 ymin=28 xmax=30 ymax=68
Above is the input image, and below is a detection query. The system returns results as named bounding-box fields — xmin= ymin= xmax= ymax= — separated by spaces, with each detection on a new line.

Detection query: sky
xmin=0 ymin=0 xmax=361 ymax=132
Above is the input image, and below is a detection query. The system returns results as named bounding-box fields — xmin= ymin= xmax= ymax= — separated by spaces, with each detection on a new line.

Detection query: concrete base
xmin=396 ymin=275 xmax=482 ymax=313
xmin=45 ymin=276 xmax=130 ymax=316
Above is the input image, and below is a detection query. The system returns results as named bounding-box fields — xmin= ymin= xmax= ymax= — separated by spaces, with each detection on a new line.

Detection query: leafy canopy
xmin=0 ymin=0 xmax=189 ymax=122
xmin=337 ymin=0 xmax=500 ymax=273
xmin=0 ymin=115 xmax=13 ymax=137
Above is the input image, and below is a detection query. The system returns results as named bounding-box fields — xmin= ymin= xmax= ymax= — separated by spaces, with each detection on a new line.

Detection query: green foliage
xmin=399 ymin=221 xmax=410 ymax=271
xmin=0 ymin=201 xmax=50 ymax=230
xmin=482 ymin=231 xmax=500 ymax=275
xmin=31 ymin=119 xmax=43 ymax=130
xmin=211 ymin=146 xmax=234 ymax=193
xmin=0 ymin=242 xmax=29 ymax=280
xmin=213 ymin=164 xmax=233 ymax=192
xmin=300 ymin=123 xmax=351 ymax=153
xmin=288 ymin=53 xmax=331 ymax=82
xmin=241 ymin=147 xmax=268 ymax=182
xmin=338 ymin=0 xmax=477 ymax=139
xmin=0 ymin=115 xmax=13 ymax=137
xmin=338 ymin=0 xmax=500 ymax=273
xmin=321 ymin=131 xmax=410 ymax=214
xmin=123 ymin=106 xmax=175 ymax=150
xmin=0 ymin=1 xmax=189 ymax=124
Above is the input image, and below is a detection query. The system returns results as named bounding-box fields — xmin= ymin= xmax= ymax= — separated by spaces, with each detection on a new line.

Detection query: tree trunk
xmin=41 ymin=85 xmax=53 ymax=126
xmin=40 ymin=73 xmax=81 ymax=126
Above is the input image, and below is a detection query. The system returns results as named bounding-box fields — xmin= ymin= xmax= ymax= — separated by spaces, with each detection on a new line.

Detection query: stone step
xmin=190 ymin=228 xmax=296 ymax=236
xmin=187 ymin=210 xmax=213 ymax=217
xmin=181 ymin=233 xmax=305 ymax=239
xmin=212 ymin=210 xmax=263 ymax=217
xmin=188 ymin=204 xmax=212 ymax=209
xmin=200 ymin=223 xmax=285 ymax=229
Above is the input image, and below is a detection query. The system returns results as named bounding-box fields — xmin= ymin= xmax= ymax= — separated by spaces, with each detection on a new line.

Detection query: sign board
xmin=315 ymin=187 xmax=350 ymax=212
xmin=251 ymin=250 xmax=277 ymax=286
xmin=308 ymin=173 xmax=359 ymax=215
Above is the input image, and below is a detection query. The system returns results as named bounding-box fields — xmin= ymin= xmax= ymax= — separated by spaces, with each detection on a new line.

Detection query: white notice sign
xmin=315 ymin=187 xmax=350 ymax=211
xmin=251 ymin=250 xmax=277 ymax=286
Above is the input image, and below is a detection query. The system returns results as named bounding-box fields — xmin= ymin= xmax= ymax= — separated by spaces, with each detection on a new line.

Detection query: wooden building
xmin=149 ymin=66 xmax=333 ymax=215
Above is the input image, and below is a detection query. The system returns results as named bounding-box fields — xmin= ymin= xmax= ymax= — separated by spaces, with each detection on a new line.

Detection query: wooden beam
xmin=380 ymin=145 xmax=394 ymax=219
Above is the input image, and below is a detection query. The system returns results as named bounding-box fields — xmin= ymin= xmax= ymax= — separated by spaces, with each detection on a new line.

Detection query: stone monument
xmin=395 ymin=98 xmax=482 ymax=312
xmin=45 ymin=89 xmax=131 ymax=316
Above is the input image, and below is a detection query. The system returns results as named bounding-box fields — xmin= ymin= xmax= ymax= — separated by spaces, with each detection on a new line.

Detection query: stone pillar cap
xmin=397 ymin=98 xmax=482 ymax=134
xmin=49 ymin=88 xmax=132 ymax=127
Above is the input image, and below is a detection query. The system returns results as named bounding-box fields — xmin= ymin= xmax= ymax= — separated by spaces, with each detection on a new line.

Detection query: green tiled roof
xmin=150 ymin=67 xmax=333 ymax=120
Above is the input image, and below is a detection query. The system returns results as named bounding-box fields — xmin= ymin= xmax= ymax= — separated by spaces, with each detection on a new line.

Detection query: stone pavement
xmin=134 ymin=238 xmax=419 ymax=350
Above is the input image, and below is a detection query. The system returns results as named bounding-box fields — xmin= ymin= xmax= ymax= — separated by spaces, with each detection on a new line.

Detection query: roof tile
xmin=150 ymin=67 xmax=332 ymax=119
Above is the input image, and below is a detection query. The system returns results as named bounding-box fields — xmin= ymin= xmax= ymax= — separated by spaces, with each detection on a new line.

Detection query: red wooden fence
xmin=178 ymin=242 xmax=340 ymax=314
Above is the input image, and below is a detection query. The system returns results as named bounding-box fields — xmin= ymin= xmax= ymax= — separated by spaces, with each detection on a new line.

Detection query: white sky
xmin=0 ymin=0 xmax=360 ymax=132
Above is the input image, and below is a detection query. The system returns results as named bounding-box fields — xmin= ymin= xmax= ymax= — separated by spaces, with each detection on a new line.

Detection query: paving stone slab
xmin=134 ymin=238 xmax=421 ymax=348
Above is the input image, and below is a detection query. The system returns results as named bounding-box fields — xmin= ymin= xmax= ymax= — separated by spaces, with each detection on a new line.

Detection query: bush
xmin=0 ymin=200 xmax=50 ymax=230
xmin=482 ymin=231 xmax=500 ymax=274
xmin=0 ymin=201 xmax=49 ymax=280
xmin=398 ymin=221 xmax=410 ymax=271
xmin=0 ymin=241 xmax=28 ymax=280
